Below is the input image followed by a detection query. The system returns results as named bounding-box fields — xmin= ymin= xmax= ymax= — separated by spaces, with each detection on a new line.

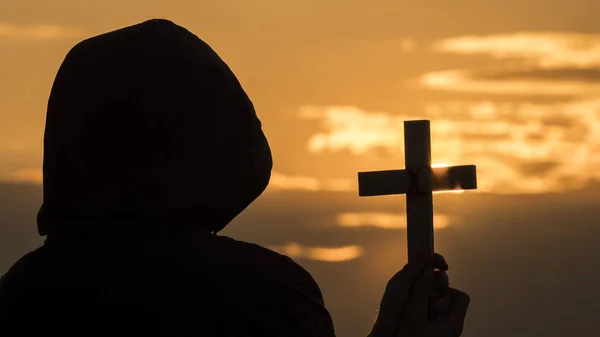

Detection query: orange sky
xmin=4 ymin=0 xmax=600 ymax=195
xmin=2 ymin=3 xmax=600 ymax=336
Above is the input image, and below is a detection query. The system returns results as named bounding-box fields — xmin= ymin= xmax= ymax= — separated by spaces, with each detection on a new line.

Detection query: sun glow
xmin=336 ymin=212 xmax=451 ymax=229
xmin=267 ymin=242 xmax=364 ymax=262
xmin=432 ymin=163 xmax=465 ymax=194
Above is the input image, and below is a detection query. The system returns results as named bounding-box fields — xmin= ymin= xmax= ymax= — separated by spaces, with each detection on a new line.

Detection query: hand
xmin=369 ymin=253 xmax=470 ymax=337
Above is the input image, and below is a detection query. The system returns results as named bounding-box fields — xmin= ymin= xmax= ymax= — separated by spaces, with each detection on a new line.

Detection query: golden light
xmin=432 ymin=163 xmax=465 ymax=194
xmin=267 ymin=172 xmax=355 ymax=192
xmin=0 ymin=21 xmax=86 ymax=40
xmin=267 ymin=242 xmax=364 ymax=262
xmin=11 ymin=168 xmax=43 ymax=184
xmin=306 ymin=245 xmax=364 ymax=262
xmin=336 ymin=212 xmax=451 ymax=230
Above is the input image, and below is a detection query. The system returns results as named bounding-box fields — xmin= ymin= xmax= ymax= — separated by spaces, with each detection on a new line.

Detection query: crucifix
xmin=358 ymin=120 xmax=477 ymax=264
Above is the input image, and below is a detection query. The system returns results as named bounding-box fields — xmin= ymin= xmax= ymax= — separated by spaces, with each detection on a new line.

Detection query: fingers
xmin=427 ymin=271 xmax=451 ymax=320
xmin=376 ymin=254 xmax=455 ymax=336
xmin=428 ymin=292 xmax=452 ymax=317
xmin=438 ymin=288 xmax=470 ymax=335
xmin=432 ymin=253 xmax=448 ymax=272
xmin=446 ymin=288 xmax=470 ymax=322
xmin=433 ymin=270 xmax=449 ymax=295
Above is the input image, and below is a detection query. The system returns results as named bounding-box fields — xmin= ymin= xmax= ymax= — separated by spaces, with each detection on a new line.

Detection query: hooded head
xmin=37 ymin=19 xmax=272 ymax=236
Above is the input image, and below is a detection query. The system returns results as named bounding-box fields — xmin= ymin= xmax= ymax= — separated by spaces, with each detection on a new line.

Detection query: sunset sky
xmin=2 ymin=1 xmax=600 ymax=337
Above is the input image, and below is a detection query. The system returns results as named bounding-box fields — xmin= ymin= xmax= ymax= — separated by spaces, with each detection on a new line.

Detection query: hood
xmin=37 ymin=19 xmax=272 ymax=236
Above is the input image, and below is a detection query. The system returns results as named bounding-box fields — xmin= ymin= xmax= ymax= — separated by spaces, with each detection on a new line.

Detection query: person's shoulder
xmin=0 ymin=246 xmax=47 ymax=308
xmin=214 ymin=235 xmax=320 ymax=291
xmin=0 ymin=247 xmax=46 ymax=283
xmin=213 ymin=236 xmax=335 ymax=336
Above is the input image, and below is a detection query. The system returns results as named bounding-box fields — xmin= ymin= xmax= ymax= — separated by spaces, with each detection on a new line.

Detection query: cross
xmin=357 ymin=120 xmax=477 ymax=264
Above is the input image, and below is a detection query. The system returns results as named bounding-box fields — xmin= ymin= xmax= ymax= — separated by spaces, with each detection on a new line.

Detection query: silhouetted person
xmin=0 ymin=19 xmax=469 ymax=336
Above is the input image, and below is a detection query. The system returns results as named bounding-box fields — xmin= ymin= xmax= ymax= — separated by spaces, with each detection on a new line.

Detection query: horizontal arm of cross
xmin=358 ymin=165 xmax=477 ymax=197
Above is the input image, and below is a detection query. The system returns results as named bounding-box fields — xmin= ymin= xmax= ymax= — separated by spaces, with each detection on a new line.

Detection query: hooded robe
xmin=0 ymin=19 xmax=336 ymax=337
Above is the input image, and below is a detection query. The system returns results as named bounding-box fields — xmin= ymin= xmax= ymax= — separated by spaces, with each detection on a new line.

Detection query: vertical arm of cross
xmin=404 ymin=120 xmax=434 ymax=265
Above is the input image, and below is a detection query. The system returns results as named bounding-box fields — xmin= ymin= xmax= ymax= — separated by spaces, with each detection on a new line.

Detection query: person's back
xmin=0 ymin=222 xmax=333 ymax=335
xmin=0 ymin=19 xmax=335 ymax=336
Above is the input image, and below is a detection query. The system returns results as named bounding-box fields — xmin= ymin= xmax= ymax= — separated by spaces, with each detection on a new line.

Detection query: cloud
xmin=12 ymin=85 xmax=600 ymax=197
xmin=344 ymin=31 xmax=600 ymax=193
xmin=267 ymin=172 xmax=354 ymax=192
xmin=420 ymin=69 xmax=600 ymax=96
xmin=1 ymin=169 xmax=357 ymax=193
xmin=364 ymin=38 xmax=417 ymax=53
xmin=0 ymin=145 xmax=42 ymax=184
xmin=299 ymin=105 xmax=407 ymax=155
xmin=298 ymin=105 xmax=468 ymax=164
xmin=0 ymin=21 xmax=86 ymax=40
xmin=432 ymin=32 xmax=600 ymax=70
xmin=299 ymin=100 xmax=600 ymax=194
xmin=9 ymin=168 xmax=43 ymax=184
xmin=422 ymin=32 xmax=600 ymax=97
xmin=0 ymin=167 xmax=359 ymax=194
xmin=266 ymin=242 xmax=364 ymax=262
xmin=478 ymin=68 xmax=600 ymax=83
xmin=336 ymin=212 xmax=451 ymax=229
xmin=399 ymin=38 xmax=417 ymax=52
